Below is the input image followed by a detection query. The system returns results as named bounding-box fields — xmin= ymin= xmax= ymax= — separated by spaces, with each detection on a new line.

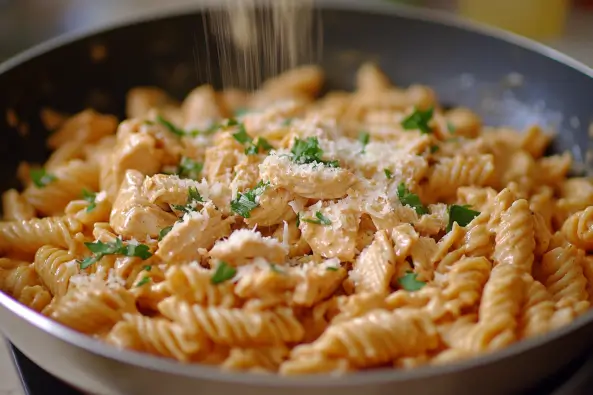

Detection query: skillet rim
xmin=1 ymin=0 xmax=593 ymax=387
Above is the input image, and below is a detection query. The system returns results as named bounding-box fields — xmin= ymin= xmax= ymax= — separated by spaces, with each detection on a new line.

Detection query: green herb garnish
xmin=358 ymin=131 xmax=370 ymax=153
xmin=158 ymin=226 xmax=173 ymax=241
xmin=282 ymin=118 xmax=293 ymax=126
xmin=296 ymin=212 xmax=301 ymax=228
xmin=211 ymin=261 xmax=237 ymax=285
xmin=384 ymin=168 xmax=393 ymax=179
xmin=446 ymin=204 xmax=480 ymax=233
xmin=234 ymin=108 xmax=250 ymax=117
xmin=171 ymin=187 xmax=204 ymax=215
xmin=269 ymin=263 xmax=285 ymax=274
xmin=143 ymin=265 xmax=152 ymax=272
xmin=447 ymin=121 xmax=456 ymax=134
xmin=244 ymin=137 xmax=273 ymax=155
xmin=401 ymin=107 xmax=434 ymax=134
xmin=290 ymin=137 xmax=339 ymax=168
xmin=326 ymin=266 xmax=339 ymax=272
xmin=398 ymin=271 xmax=426 ymax=291
xmin=430 ymin=145 xmax=439 ymax=154
xmin=156 ymin=115 xmax=185 ymax=136
xmin=178 ymin=157 xmax=203 ymax=180
xmin=78 ymin=238 xmax=152 ymax=269
xmin=135 ymin=276 xmax=151 ymax=287
xmin=30 ymin=169 xmax=57 ymax=188
xmin=397 ymin=183 xmax=428 ymax=215
xmin=230 ymin=181 xmax=269 ymax=218
xmin=301 ymin=211 xmax=332 ymax=226
xmin=81 ymin=189 xmax=97 ymax=212
xmin=231 ymin=123 xmax=272 ymax=155
xmin=232 ymin=123 xmax=252 ymax=144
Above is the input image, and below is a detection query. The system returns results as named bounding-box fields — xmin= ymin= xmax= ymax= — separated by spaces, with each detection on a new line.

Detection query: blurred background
xmin=1 ymin=0 xmax=593 ymax=65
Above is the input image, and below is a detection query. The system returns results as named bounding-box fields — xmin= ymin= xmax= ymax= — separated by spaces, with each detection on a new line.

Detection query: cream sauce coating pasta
xmin=1 ymin=62 xmax=592 ymax=374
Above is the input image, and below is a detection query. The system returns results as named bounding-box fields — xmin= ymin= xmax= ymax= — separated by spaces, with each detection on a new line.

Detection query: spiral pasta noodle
xmin=0 ymin=216 xmax=82 ymax=255
xmin=2 ymin=62 xmax=593 ymax=374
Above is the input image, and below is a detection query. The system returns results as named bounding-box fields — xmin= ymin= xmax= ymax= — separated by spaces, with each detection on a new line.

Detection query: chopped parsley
xmin=358 ymin=131 xmax=370 ymax=153
xmin=156 ymin=115 xmax=185 ymax=136
xmin=234 ymin=108 xmax=250 ymax=117
xmin=397 ymin=183 xmax=428 ymax=215
xmin=211 ymin=261 xmax=237 ymax=284
xmin=81 ymin=189 xmax=97 ymax=212
xmin=296 ymin=212 xmax=301 ymax=228
xmin=398 ymin=271 xmax=426 ymax=291
xmin=158 ymin=226 xmax=173 ymax=241
xmin=230 ymin=181 xmax=269 ymax=218
xmin=384 ymin=168 xmax=393 ymax=179
xmin=143 ymin=265 xmax=152 ymax=272
xmin=447 ymin=121 xmax=456 ymax=134
xmin=447 ymin=204 xmax=480 ymax=232
xmin=326 ymin=266 xmax=339 ymax=272
xmin=301 ymin=211 xmax=332 ymax=226
xmin=232 ymin=124 xmax=252 ymax=144
xmin=30 ymin=169 xmax=57 ymax=188
xmin=430 ymin=145 xmax=439 ymax=154
xmin=244 ymin=137 xmax=273 ymax=155
xmin=171 ymin=187 xmax=204 ymax=215
xmin=269 ymin=263 xmax=285 ymax=274
xmin=231 ymin=123 xmax=273 ymax=155
xmin=155 ymin=115 xmax=221 ymax=137
xmin=177 ymin=157 xmax=203 ymax=180
xmin=290 ymin=137 xmax=339 ymax=168
xmin=78 ymin=238 xmax=152 ymax=269
xmin=282 ymin=118 xmax=293 ymax=126
xmin=401 ymin=107 xmax=434 ymax=134
xmin=135 ymin=276 xmax=151 ymax=287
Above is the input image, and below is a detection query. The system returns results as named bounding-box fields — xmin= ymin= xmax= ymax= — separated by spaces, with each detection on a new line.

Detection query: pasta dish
xmin=1 ymin=63 xmax=592 ymax=374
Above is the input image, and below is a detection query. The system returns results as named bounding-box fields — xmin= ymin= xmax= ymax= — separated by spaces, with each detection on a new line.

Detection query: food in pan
xmin=1 ymin=63 xmax=592 ymax=374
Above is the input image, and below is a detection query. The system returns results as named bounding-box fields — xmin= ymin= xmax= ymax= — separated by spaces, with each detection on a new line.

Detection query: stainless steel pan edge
xmin=2 ymin=288 xmax=593 ymax=395
xmin=1 ymin=2 xmax=593 ymax=395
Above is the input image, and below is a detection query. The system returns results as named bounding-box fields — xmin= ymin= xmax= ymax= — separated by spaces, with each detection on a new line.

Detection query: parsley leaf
xmin=156 ymin=115 xmax=185 ymax=136
xmin=143 ymin=265 xmax=152 ymax=272
xmin=81 ymin=189 xmax=97 ymax=212
xmin=231 ymin=123 xmax=273 ymax=155
xmin=78 ymin=238 xmax=152 ymax=269
xmin=447 ymin=121 xmax=456 ymax=134
xmin=398 ymin=271 xmax=426 ymax=291
xmin=290 ymin=137 xmax=339 ymax=168
xmin=211 ymin=261 xmax=237 ymax=284
xmin=30 ymin=169 xmax=57 ymax=188
xmin=135 ymin=277 xmax=151 ymax=287
xmin=384 ymin=168 xmax=393 ymax=179
xmin=172 ymin=187 xmax=204 ymax=215
xmin=158 ymin=226 xmax=173 ymax=241
xmin=178 ymin=157 xmax=203 ymax=180
xmin=358 ymin=131 xmax=370 ymax=153
xmin=447 ymin=204 xmax=480 ymax=232
xmin=244 ymin=137 xmax=273 ymax=155
xmin=397 ymin=183 xmax=428 ymax=215
xmin=296 ymin=212 xmax=301 ymax=228
xmin=230 ymin=181 xmax=269 ymax=218
xmin=269 ymin=263 xmax=285 ymax=274
xmin=234 ymin=108 xmax=250 ymax=117
xmin=401 ymin=107 xmax=434 ymax=134
xmin=430 ymin=145 xmax=439 ymax=154
xmin=302 ymin=211 xmax=332 ymax=226
xmin=326 ymin=266 xmax=339 ymax=272
xmin=232 ymin=123 xmax=252 ymax=144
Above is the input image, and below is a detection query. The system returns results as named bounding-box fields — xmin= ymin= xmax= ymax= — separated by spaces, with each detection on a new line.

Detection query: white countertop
xmin=1 ymin=1 xmax=593 ymax=394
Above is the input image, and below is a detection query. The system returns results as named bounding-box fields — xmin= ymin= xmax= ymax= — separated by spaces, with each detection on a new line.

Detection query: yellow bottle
xmin=458 ymin=0 xmax=570 ymax=40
